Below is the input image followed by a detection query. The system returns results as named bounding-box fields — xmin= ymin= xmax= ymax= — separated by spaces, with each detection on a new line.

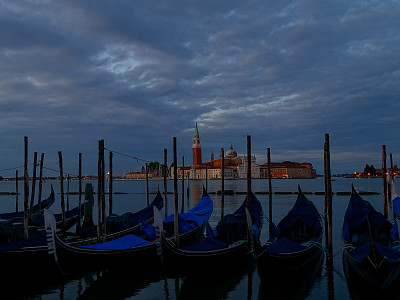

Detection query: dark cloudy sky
xmin=0 ymin=0 xmax=399 ymax=177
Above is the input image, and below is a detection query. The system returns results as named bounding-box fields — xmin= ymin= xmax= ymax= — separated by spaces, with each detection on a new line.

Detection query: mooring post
xmin=382 ymin=145 xmax=388 ymax=218
xmin=38 ymin=153 xmax=44 ymax=211
xmin=146 ymin=162 xmax=149 ymax=206
xmin=173 ymin=137 xmax=179 ymax=248
xmin=164 ymin=148 xmax=168 ymax=218
xmin=78 ymin=153 xmax=82 ymax=221
xmin=23 ymin=136 xmax=29 ymax=239
xmin=66 ymin=174 xmax=70 ymax=211
xmin=15 ymin=170 xmax=19 ymax=212
xmin=246 ymin=135 xmax=252 ymax=211
xmin=267 ymin=148 xmax=273 ymax=237
xmin=97 ymin=140 xmax=102 ymax=240
xmin=29 ymin=152 xmax=37 ymax=218
xmin=101 ymin=140 xmax=106 ymax=241
xmin=58 ymin=151 xmax=66 ymax=235
xmin=109 ymin=151 xmax=113 ymax=215
xmin=181 ymin=156 xmax=185 ymax=214
xmin=324 ymin=133 xmax=333 ymax=253
xmin=221 ymin=148 xmax=225 ymax=220
xmin=324 ymin=133 xmax=334 ymax=300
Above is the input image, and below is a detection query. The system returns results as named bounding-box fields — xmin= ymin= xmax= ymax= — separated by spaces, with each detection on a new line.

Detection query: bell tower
xmin=192 ymin=123 xmax=202 ymax=166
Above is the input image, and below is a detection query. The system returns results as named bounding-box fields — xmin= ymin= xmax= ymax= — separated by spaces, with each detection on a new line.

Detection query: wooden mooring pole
xmin=23 ymin=136 xmax=29 ymax=239
xmin=15 ymin=170 xmax=19 ymax=212
xmin=246 ymin=135 xmax=251 ymax=211
xmin=324 ymin=133 xmax=333 ymax=253
xmin=173 ymin=137 xmax=179 ymax=248
xmin=164 ymin=149 xmax=168 ymax=218
xmin=382 ymin=145 xmax=388 ymax=218
xmin=267 ymin=148 xmax=273 ymax=237
xmin=324 ymin=133 xmax=334 ymax=300
xmin=109 ymin=151 xmax=113 ymax=215
xmin=29 ymin=152 xmax=37 ymax=218
xmin=221 ymin=148 xmax=225 ymax=220
xmin=38 ymin=153 xmax=44 ymax=211
xmin=146 ymin=162 xmax=149 ymax=206
xmin=78 ymin=153 xmax=82 ymax=221
xmin=66 ymin=174 xmax=70 ymax=211
xmin=97 ymin=140 xmax=102 ymax=240
xmin=181 ymin=156 xmax=185 ymax=214
xmin=58 ymin=151 xmax=66 ymax=234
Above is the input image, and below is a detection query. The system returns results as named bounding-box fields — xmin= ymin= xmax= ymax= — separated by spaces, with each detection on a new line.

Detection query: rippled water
xmin=1 ymin=177 xmax=399 ymax=299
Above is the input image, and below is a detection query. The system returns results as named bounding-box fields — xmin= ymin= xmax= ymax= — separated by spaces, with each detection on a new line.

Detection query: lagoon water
xmin=1 ymin=177 xmax=400 ymax=300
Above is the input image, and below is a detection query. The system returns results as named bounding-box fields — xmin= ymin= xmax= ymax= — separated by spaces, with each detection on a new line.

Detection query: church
xmin=176 ymin=123 xmax=261 ymax=180
xmin=173 ymin=123 xmax=317 ymax=180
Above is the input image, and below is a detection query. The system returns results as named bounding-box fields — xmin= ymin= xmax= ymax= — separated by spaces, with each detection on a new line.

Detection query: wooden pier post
xmin=324 ymin=133 xmax=333 ymax=253
xmin=164 ymin=149 xmax=168 ymax=218
xmin=29 ymin=152 xmax=37 ymax=218
xmin=181 ymin=156 xmax=185 ymax=213
xmin=66 ymin=174 xmax=70 ymax=211
xmin=78 ymin=153 xmax=82 ymax=220
xmin=101 ymin=140 xmax=106 ymax=241
xmin=146 ymin=162 xmax=149 ymax=206
xmin=246 ymin=135 xmax=252 ymax=211
xmin=23 ymin=137 xmax=29 ymax=239
xmin=382 ymin=145 xmax=388 ymax=218
xmin=97 ymin=140 xmax=102 ymax=240
xmin=109 ymin=151 xmax=113 ymax=215
xmin=173 ymin=137 xmax=179 ymax=248
xmin=205 ymin=164 xmax=208 ymax=192
xmin=221 ymin=148 xmax=225 ymax=220
xmin=58 ymin=151 xmax=66 ymax=234
xmin=15 ymin=170 xmax=19 ymax=212
xmin=186 ymin=172 xmax=190 ymax=198
xmin=38 ymin=153 xmax=44 ymax=211
xmin=267 ymin=148 xmax=273 ymax=237
xmin=324 ymin=133 xmax=334 ymax=300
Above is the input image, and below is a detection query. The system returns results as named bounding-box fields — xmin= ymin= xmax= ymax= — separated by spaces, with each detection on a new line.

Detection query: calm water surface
xmin=1 ymin=177 xmax=399 ymax=300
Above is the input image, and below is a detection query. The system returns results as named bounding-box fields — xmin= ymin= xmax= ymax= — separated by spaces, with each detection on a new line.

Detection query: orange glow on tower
xmin=192 ymin=123 xmax=202 ymax=166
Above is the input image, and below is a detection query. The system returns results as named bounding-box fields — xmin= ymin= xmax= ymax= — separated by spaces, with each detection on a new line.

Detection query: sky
xmin=0 ymin=0 xmax=399 ymax=177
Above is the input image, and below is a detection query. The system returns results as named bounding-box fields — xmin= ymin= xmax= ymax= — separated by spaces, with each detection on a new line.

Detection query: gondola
xmin=342 ymin=185 xmax=400 ymax=290
xmin=0 ymin=185 xmax=55 ymax=220
xmin=44 ymin=209 xmax=161 ymax=274
xmin=255 ymin=185 xmax=323 ymax=281
xmin=145 ymin=187 xmax=213 ymax=248
xmin=0 ymin=202 xmax=84 ymax=243
xmin=0 ymin=186 xmax=164 ymax=277
xmin=159 ymin=189 xmax=263 ymax=276
xmin=76 ymin=188 xmax=164 ymax=240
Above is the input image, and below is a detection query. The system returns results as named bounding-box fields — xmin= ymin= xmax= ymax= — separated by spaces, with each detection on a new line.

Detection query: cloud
xmin=0 ymin=0 xmax=399 ymax=177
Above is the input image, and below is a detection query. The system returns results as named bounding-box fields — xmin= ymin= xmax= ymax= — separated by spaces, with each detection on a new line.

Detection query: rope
xmin=103 ymin=147 xmax=151 ymax=163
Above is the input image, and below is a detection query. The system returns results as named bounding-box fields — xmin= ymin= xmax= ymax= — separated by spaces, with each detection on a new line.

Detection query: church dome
xmin=225 ymin=144 xmax=237 ymax=158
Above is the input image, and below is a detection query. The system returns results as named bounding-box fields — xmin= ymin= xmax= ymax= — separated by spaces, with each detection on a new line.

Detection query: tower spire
xmin=192 ymin=122 xmax=202 ymax=166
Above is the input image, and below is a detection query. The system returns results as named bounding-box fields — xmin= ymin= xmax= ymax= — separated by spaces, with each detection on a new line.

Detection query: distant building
xmin=260 ymin=162 xmax=317 ymax=179
xmin=170 ymin=123 xmax=317 ymax=180
xmin=124 ymin=172 xmax=150 ymax=180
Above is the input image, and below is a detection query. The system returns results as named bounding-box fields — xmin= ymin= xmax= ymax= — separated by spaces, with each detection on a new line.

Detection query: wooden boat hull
xmin=255 ymin=239 xmax=323 ymax=281
xmin=162 ymin=235 xmax=252 ymax=276
xmin=54 ymin=234 xmax=160 ymax=273
xmin=343 ymin=248 xmax=400 ymax=290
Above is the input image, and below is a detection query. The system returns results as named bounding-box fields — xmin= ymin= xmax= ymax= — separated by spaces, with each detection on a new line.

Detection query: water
xmin=0 ymin=177 xmax=399 ymax=299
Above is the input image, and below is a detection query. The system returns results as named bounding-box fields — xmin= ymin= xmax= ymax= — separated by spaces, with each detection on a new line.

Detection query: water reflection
xmin=258 ymin=253 xmax=323 ymax=300
xmin=177 ymin=258 xmax=253 ymax=300
xmin=77 ymin=268 xmax=163 ymax=300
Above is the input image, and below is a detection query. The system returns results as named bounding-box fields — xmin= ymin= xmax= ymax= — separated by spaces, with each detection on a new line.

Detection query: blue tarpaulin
xmin=342 ymin=189 xmax=397 ymax=242
xmin=163 ymin=194 xmax=213 ymax=236
xmin=80 ymin=234 xmax=152 ymax=250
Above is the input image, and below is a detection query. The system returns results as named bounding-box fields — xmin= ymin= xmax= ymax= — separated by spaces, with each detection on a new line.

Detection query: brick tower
xmin=192 ymin=122 xmax=202 ymax=167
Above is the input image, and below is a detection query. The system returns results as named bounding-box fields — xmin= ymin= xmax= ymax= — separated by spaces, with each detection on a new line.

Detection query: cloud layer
xmin=0 ymin=0 xmax=399 ymax=176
